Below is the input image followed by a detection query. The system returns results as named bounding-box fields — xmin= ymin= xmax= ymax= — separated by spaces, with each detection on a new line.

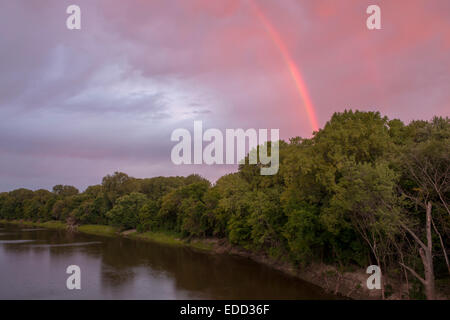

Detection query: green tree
xmin=52 ymin=185 xmax=79 ymax=197
xmin=137 ymin=199 xmax=160 ymax=232
xmin=106 ymin=192 xmax=147 ymax=229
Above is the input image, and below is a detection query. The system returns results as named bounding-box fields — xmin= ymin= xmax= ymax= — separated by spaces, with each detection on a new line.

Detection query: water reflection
xmin=29 ymin=242 xmax=102 ymax=248
xmin=0 ymin=223 xmax=335 ymax=300
xmin=0 ymin=240 xmax=36 ymax=244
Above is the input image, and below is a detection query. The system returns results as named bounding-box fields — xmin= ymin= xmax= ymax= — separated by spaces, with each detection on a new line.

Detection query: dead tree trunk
xmin=400 ymin=202 xmax=436 ymax=300
xmin=423 ymin=201 xmax=435 ymax=299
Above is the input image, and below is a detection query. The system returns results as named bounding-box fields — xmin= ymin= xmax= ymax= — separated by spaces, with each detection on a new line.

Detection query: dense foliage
xmin=0 ymin=111 xmax=448 ymax=298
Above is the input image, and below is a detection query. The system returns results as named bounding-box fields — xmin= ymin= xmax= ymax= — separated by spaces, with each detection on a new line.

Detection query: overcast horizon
xmin=1 ymin=0 xmax=449 ymax=192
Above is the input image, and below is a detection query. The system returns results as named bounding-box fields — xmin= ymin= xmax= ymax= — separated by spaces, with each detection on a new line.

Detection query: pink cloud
xmin=0 ymin=0 xmax=448 ymax=191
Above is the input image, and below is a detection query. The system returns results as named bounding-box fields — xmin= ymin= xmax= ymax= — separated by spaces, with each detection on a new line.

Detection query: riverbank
xmin=0 ymin=220 xmax=213 ymax=251
xmin=0 ymin=219 xmax=67 ymax=230
xmin=126 ymin=230 xmax=214 ymax=251
xmin=0 ymin=219 xmax=396 ymax=299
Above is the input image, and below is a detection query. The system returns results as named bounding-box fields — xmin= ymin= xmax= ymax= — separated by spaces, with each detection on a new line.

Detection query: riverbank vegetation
xmin=0 ymin=111 xmax=448 ymax=299
xmin=77 ymin=224 xmax=118 ymax=237
xmin=0 ymin=219 xmax=67 ymax=230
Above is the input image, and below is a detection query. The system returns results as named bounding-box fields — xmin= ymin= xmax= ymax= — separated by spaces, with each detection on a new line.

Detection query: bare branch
xmin=399 ymin=221 xmax=427 ymax=250
xmin=399 ymin=262 xmax=426 ymax=285
xmin=431 ymin=216 xmax=450 ymax=275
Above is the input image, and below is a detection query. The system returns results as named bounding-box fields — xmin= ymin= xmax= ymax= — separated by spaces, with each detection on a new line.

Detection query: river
xmin=0 ymin=223 xmax=334 ymax=299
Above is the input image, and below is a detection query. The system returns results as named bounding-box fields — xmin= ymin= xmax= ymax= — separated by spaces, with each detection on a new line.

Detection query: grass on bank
xmin=77 ymin=224 xmax=118 ymax=237
xmin=0 ymin=219 xmax=213 ymax=251
xmin=0 ymin=219 xmax=66 ymax=230
xmin=127 ymin=230 xmax=183 ymax=245
xmin=0 ymin=220 xmax=118 ymax=237
xmin=127 ymin=230 xmax=214 ymax=251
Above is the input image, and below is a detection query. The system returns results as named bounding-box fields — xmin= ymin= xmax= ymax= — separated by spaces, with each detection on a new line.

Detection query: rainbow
xmin=250 ymin=1 xmax=320 ymax=132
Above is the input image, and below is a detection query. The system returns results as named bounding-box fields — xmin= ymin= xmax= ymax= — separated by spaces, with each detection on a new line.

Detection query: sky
xmin=0 ymin=0 xmax=449 ymax=192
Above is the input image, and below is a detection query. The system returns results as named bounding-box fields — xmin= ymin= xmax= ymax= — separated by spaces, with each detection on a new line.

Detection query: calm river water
xmin=0 ymin=223 xmax=333 ymax=299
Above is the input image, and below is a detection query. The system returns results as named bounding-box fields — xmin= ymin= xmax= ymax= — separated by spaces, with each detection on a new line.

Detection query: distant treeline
xmin=1 ymin=111 xmax=448 ymax=299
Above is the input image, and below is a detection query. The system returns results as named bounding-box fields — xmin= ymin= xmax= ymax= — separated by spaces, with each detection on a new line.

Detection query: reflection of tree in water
xmin=0 ymin=226 xmax=104 ymax=263
xmin=98 ymin=237 xmax=332 ymax=299
xmin=163 ymin=250 xmax=330 ymax=299
xmin=1 ymin=225 xmax=332 ymax=299
xmin=0 ymin=225 xmax=43 ymax=255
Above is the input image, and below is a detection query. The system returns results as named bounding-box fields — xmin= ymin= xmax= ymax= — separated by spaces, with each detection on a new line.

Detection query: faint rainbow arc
xmin=250 ymin=1 xmax=320 ymax=132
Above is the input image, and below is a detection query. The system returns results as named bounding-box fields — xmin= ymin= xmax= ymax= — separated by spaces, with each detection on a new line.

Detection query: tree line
xmin=0 ymin=110 xmax=448 ymax=299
